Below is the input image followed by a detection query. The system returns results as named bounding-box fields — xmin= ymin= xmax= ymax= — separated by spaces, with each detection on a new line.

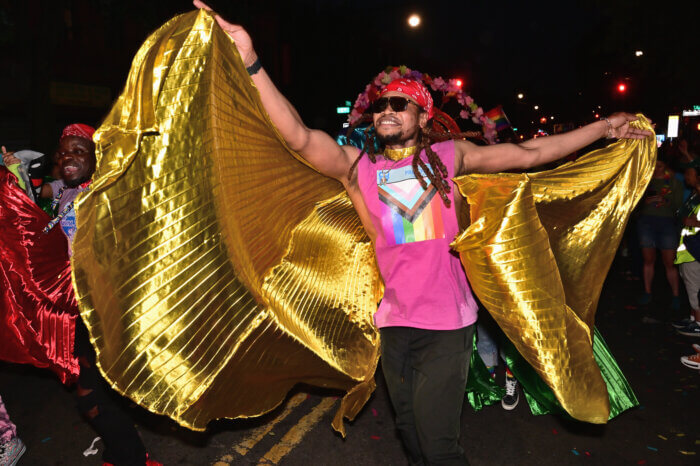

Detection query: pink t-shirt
xmin=356 ymin=140 xmax=478 ymax=330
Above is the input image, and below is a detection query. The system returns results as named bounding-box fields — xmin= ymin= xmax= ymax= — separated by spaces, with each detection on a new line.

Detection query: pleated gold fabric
xmin=452 ymin=119 xmax=656 ymax=423
xmin=70 ymin=8 xmax=652 ymax=433
xmin=71 ymin=10 xmax=381 ymax=434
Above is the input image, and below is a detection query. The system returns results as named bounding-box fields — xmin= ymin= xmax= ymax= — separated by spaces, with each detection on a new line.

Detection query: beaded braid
xmin=410 ymin=127 xmax=452 ymax=207
xmin=347 ymin=124 xmax=378 ymax=181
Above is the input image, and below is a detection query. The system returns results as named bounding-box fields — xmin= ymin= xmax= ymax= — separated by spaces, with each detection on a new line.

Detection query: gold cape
xmin=71 ymin=9 xmax=655 ymax=432
xmin=453 ymin=129 xmax=655 ymax=422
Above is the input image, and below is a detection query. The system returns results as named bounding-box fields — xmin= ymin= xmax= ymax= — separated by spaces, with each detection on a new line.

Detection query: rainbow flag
xmin=485 ymin=106 xmax=511 ymax=131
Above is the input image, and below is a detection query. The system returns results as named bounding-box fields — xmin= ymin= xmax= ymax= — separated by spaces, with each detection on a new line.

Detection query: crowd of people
xmin=621 ymin=138 xmax=700 ymax=369
xmin=0 ymin=2 xmax=694 ymax=465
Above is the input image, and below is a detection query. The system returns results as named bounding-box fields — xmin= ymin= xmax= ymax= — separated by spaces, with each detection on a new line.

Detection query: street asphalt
xmin=0 ymin=258 xmax=698 ymax=465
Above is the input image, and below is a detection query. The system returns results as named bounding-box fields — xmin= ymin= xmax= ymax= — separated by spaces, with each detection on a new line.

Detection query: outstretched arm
xmin=193 ymin=1 xmax=355 ymax=181
xmin=458 ymin=112 xmax=652 ymax=174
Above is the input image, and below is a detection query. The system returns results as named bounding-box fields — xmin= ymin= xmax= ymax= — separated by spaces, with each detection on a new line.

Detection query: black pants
xmin=380 ymin=325 xmax=474 ymax=466
xmin=74 ymin=322 xmax=147 ymax=466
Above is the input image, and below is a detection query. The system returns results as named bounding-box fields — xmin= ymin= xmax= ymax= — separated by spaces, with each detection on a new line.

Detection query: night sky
xmin=0 ymin=0 xmax=697 ymax=151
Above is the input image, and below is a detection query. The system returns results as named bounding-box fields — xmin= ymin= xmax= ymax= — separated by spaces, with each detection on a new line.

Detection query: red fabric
xmin=379 ymin=79 xmax=434 ymax=118
xmin=0 ymin=168 xmax=79 ymax=384
xmin=60 ymin=123 xmax=95 ymax=142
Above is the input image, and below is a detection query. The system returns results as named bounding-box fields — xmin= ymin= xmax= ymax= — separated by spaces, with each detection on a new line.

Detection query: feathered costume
xmin=0 ymin=9 xmax=654 ymax=434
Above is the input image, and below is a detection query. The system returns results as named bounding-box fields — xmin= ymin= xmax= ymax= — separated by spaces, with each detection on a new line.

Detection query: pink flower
xmin=388 ymin=69 xmax=401 ymax=81
xmin=431 ymin=77 xmax=446 ymax=91
xmin=464 ymin=96 xmax=474 ymax=106
xmin=459 ymin=109 xmax=470 ymax=119
xmin=356 ymin=92 xmax=369 ymax=109
xmin=473 ymin=107 xmax=484 ymax=118
xmin=349 ymin=109 xmax=363 ymax=124
xmin=484 ymin=127 xmax=497 ymax=144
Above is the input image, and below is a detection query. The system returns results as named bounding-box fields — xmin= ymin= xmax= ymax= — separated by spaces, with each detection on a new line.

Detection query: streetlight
xmin=534 ymin=105 xmax=539 ymax=110
xmin=517 ymin=93 xmax=524 ymax=99
xmin=408 ymin=14 xmax=421 ymax=27
xmin=635 ymin=50 xmax=643 ymax=57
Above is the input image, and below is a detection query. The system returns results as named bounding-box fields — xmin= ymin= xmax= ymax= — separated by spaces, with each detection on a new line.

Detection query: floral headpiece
xmin=348 ymin=65 xmax=497 ymax=143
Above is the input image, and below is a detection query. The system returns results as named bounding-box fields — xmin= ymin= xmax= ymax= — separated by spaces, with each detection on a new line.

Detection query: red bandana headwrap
xmin=379 ymin=78 xmax=434 ymax=118
xmin=60 ymin=123 xmax=95 ymax=142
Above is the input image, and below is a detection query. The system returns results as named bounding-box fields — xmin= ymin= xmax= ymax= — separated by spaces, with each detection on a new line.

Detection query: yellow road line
xmin=213 ymin=392 xmax=308 ymax=465
xmin=232 ymin=393 xmax=308 ymax=457
xmin=257 ymin=397 xmax=337 ymax=465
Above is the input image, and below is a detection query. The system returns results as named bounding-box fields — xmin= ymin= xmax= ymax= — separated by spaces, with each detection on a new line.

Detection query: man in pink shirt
xmin=195 ymin=2 xmax=651 ymax=463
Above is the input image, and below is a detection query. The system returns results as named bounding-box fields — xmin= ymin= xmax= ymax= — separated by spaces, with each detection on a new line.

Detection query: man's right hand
xmin=192 ymin=1 xmax=353 ymax=182
xmin=193 ymin=1 xmax=258 ymax=67
xmin=2 ymin=146 xmax=20 ymax=166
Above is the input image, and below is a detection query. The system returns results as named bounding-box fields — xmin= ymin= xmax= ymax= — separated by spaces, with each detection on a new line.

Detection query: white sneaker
xmin=501 ymin=373 xmax=520 ymax=410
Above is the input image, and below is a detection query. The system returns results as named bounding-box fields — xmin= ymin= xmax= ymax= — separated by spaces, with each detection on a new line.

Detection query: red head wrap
xmin=60 ymin=123 xmax=96 ymax=142
xmin=379 ymin=78 xmax=434 ymax=118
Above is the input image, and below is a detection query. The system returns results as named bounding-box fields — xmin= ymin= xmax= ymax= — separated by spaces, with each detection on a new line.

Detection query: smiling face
xmin=372 ymin=91 xmax=428 ymax=148
xmin=56 ymin=136 xmax=96 ymax=187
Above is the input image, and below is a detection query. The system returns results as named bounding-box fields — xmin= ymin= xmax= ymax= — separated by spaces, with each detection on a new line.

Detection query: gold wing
xmin=452 ymin=122 xmax=656 ymax=422
xmin=71 ymin=10 xmax=381 ymax=435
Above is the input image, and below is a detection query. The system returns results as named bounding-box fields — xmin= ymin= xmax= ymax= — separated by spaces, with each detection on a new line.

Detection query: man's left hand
xmin=607 ymin=112 xmax=653 ymax=140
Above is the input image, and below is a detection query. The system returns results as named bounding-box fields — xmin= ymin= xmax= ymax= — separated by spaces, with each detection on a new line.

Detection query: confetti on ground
xmin=41 ymin=437 xmax=51 ymax=443
xmin=370 ymin=435 xmax=381 ymax=440
xmin=584 ymin=451 xmax=591 ymax=457
xmin=552 ymin=429 xmax=558 ymax=435
xmin=647 ymin=446 xmax=658 ymax=451
xmin=372 ymin=408 xmax=378 ymax=417
xmin=658 ymin=435 xmax=667 ymax=440
xmin=637 ymin=460 xmax=646 ymax=465
xmin=695 ymin=440 xmax=700 ymax=445
xmin=83 ymin=437 xmax=101 ymax=457
xmin=571 ymin=449 xmax=580 ymax=456
xmin=677 ymin=433 xmax=686 ymax=437
xmin=679 ymin=451 xmax=696 ymax=455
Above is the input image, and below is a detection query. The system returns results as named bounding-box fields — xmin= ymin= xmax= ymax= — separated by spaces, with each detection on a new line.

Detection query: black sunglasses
xmin=372 ymin=96 xmax=420 ymax=113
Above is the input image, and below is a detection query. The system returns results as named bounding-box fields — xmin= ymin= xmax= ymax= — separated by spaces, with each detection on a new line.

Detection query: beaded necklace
xmin=43 ymin=180 xmax=91 ymax=234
